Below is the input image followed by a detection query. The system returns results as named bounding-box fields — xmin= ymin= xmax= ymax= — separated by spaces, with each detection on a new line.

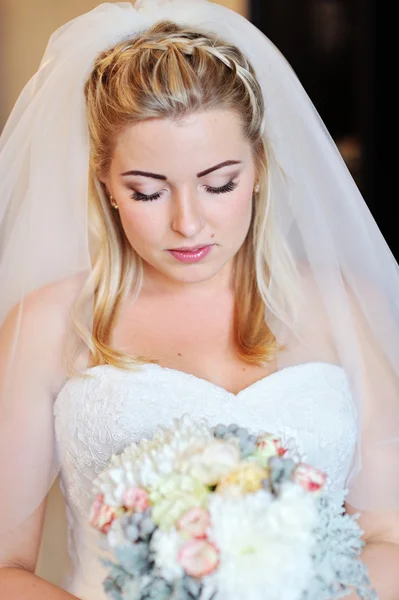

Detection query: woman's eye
xmin=130 ymin=180 xmax=238 ymax=202
xmin=130 ymin=190 xmax=163 ymax=202
xmin=205 ymin=180 xmax=239 ymax=195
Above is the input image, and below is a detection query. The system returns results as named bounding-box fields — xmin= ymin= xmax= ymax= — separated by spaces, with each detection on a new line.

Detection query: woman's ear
xmin=98 ymin=176 xmax=110 ymax=197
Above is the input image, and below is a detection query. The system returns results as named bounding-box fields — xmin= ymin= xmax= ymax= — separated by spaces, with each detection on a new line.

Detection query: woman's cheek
xmin=120 ymin=207 xmax=160 ymax=246
xmin=230 ymin=188 xmax=253 ymax=224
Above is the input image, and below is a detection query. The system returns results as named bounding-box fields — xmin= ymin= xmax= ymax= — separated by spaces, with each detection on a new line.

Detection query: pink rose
xmin=122 ymin=487 xmax=150 ymax=512
xmin=178 ymin=539 xmax=219 ymax=578
xmin=89 ymin=494 xmax=120 ymax=533
xmin=177 ymin=507 xmax=210 ymax=539
xmin=293 ymin=463 xmax=327 ymax=493
xmin=257 ymin=433 xmax=287 ymax=458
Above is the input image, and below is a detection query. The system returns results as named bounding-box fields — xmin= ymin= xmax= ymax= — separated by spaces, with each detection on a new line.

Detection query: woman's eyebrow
xmin=120 ymin=170 xmax=166 ymax=180
xmin=196 ymin=160 xmax=242 ymax=177
xmin=120 ymin=160 xmax=242 ymax=180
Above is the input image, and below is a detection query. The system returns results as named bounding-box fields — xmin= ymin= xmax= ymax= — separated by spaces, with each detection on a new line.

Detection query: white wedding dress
xmin=54 ymin=361 xmax=358 ymax=600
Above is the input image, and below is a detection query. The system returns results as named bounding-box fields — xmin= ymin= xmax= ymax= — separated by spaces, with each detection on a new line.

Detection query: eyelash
xmin=130 ymin=180 xmax=239 ymax=202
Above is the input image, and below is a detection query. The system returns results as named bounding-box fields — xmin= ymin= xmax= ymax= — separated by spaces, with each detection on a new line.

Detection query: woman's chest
xmin=112 ymin=298 xmax=275 ymax=394
xmin=55 ymin=362 xmax=358 ymax=517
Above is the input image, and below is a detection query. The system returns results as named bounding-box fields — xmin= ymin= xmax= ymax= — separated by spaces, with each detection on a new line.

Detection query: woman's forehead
xmin=115 ymin=110 xmax=246 ymax=159
xmin=111 ymin=109 xmax=251 ymax=176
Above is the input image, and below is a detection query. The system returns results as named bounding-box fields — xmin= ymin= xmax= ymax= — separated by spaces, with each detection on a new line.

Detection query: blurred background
xmin=0 ymin=0 xmax=386 ymax=588
xmin=251 ymin=0 xmax=393 ymax=259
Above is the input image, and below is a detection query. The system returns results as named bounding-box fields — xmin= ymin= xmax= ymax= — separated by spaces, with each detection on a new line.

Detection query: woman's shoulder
xmin=3 ymin=272 xmax=85 ymax=330
xmin=1 ymin=273 xmax=87 ymax=385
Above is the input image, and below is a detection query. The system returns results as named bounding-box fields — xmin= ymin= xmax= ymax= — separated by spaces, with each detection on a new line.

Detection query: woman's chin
xmin=164 ymin=264 xmax=224 ymax=285
xmin=143 ymin=258 xmax=231 ymax=288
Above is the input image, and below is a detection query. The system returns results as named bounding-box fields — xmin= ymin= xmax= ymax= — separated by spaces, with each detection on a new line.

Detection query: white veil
xmin=1 ymin=0 xmax=399 ymax=542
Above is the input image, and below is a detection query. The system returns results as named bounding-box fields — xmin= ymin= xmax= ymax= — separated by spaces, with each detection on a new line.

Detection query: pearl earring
xmin=110 ymin=195 xmax=118 ymax=210
xmin=254 ymin=183 xmax=260 ymax=194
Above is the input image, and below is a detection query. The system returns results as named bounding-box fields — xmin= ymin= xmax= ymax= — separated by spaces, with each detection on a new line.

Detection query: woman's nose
xmin=171 ymin=190 xmax=206 ymax=238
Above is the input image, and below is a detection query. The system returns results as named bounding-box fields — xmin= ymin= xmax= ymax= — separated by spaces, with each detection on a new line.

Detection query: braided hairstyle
xmin=79 ymin=21 xmax=291 ymax=369
xmin=85 ymin=21 xmax=265 ymax=175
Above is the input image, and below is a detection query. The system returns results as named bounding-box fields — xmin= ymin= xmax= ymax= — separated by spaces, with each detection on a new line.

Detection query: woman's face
xmin=104 ymin=109 xmax=256 ymax=288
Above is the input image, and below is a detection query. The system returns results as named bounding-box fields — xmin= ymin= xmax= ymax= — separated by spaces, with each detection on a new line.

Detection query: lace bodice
xmin=54 ymin=361 xmax=358 ymax=600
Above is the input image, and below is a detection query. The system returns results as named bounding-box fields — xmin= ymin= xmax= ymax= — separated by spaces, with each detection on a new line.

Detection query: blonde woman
xmin=0 ymin=1 xmax=398 ymax=599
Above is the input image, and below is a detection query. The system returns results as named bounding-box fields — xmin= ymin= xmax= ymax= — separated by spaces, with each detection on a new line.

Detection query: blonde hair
xmin=75 ymin=20 xmax=299 ymax=369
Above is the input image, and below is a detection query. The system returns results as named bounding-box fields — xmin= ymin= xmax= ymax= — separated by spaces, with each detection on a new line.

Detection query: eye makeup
xmin=129 ymin=179 xmax=239 ymax=202
xmin=205 ymin=180 xmax=238 ymax=195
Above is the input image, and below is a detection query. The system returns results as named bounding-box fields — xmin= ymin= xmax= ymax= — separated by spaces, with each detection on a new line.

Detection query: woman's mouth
xmin=167 ymin=244 xmax=214 ymax=264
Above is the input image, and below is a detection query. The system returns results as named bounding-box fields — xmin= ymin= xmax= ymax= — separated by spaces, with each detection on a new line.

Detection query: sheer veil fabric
xmin=1 ymin=0 xmax=399 ymax=541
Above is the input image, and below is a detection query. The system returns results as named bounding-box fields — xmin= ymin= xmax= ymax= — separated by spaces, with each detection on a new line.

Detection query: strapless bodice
xmin=54 ymin=361 xmax=358 ymax=600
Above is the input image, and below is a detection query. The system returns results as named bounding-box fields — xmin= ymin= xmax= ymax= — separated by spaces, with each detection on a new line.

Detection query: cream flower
xmin=93 ymin=416 xmax=213 ymax=506
xmin=205 ymin=484 xmax=318 ymax=600
xmin=254 ymin=433 xmax=287 ymax=466
xmin=150 ymin=473 xmax=210 ymax=529
xmin=184 ymin=440 xmax=241 ymax=486
xmin=216 ymin=461 xmax=267 ymax=496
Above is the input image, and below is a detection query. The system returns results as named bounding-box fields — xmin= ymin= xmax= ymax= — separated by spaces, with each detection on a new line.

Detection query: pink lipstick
xmin=168 ymin=244 xmax=214 ymax=264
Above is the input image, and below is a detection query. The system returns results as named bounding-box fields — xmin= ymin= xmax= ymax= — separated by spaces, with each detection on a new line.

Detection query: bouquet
xmin=90 ymin=416 xmax=376 ymax=600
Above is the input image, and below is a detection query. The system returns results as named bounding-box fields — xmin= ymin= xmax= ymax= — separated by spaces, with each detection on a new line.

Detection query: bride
xmin=0 ymin=1 xmax=398 ymax=599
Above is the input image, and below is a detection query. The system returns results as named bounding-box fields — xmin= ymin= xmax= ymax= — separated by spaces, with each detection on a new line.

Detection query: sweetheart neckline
xmin=80 ymin=360 xmax=346 ymax=399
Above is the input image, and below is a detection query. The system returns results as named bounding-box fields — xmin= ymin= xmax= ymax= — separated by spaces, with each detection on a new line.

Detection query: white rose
xmin=188 ymin=440 xmax=241 ymax=486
